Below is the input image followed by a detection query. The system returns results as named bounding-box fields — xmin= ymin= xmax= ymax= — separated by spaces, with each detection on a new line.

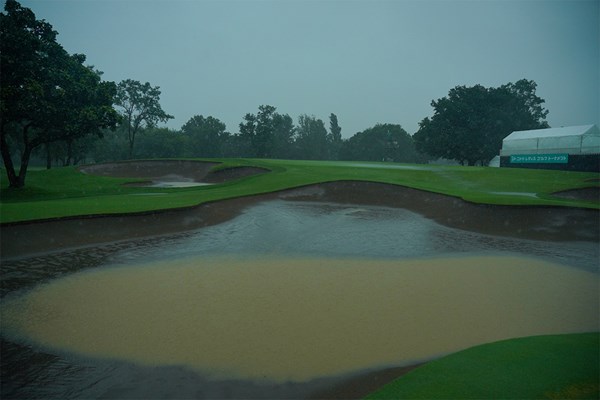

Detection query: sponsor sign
xmin=510 ymin=154 xmax=569 ymax=164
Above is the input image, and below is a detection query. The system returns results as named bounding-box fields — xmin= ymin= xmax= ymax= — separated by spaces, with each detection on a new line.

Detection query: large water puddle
xmin=124 ymin=174 xmax=214 ymax=188
xmin=1 ymin=200 xmax=598 ymax=398
xmin=3 ymin=255 xmax=598 ymax=383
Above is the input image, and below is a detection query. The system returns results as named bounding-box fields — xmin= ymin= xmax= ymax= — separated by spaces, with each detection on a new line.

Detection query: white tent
xmin=500 ymin=124 xmax=600 ymax=156
xmin=488 ymin=155 xmax=500 ymax=167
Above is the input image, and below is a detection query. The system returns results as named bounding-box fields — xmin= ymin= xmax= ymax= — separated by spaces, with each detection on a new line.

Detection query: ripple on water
xmin=108 ymin=200 xmax=599 ymax=272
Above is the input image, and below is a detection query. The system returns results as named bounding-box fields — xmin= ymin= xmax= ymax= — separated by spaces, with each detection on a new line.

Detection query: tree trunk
xmin=16 ymin=144 xmax=33 ymax=188
xmin=66 ymin=139 xmax=73 ymax=166
xmin=0 ymin=130 xmax=19 ymax=187
xmin=127 ymin=116 xmax=135 ymax=159
xmin=46 ymin=143 xmax=52 ymax=169
xmin=4 ymin=124 xmax=36 ymax=188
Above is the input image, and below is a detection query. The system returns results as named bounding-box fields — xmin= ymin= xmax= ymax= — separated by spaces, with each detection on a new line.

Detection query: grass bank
xmin=1 ymin=158 xmax=598 ymax=223
xmin=365 ymin=332 xmax=600 ymax=399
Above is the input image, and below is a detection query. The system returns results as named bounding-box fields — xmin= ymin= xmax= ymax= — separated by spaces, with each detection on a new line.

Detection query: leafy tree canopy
xmin=0 ymin=0 xmax=119 ymax=187
xmin=341 ymin=123 xmax=419 ymax=163
xmin=296 ymin=114 xmax=329 ymax=160
xmin=413 ymin=79 xmax=549 ymax=166
xmin=181 ymin=115 xmax=228 ymax=157
xmin=114 ymin=79 xmax=173 ymax=158
xmin=327 ymin=113 xmax=343 ymax=160
xmin=239 ymin=105 xmax=295 ymax=159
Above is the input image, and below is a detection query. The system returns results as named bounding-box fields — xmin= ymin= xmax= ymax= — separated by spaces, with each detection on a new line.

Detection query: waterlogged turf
xmin=3 ymin=255 xmax=597 ymax=382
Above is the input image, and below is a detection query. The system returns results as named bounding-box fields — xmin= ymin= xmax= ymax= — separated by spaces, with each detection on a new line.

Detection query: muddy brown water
xmin=1 ymin=197 xmax=599 ymax=399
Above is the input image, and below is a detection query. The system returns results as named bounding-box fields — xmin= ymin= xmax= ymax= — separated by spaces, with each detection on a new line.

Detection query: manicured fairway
xmin=1 ymin=158 xmax=598 ymax=223
xmin=365 ymin=333 xmax=600 ymax=400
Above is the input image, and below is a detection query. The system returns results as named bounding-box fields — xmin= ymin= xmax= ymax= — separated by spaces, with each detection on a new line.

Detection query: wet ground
xmin=80 ymin=160 xmax=269 ymax=187
xmin=1 ymin=200 xmax=598 ymax=399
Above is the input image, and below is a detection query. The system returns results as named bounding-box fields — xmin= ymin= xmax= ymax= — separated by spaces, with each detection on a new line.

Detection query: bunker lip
xmin=2 ymin=181 xmax=599 ymax=259
xmin=79 ymin=159 xmax=269 ymax=186
xmin=79 ymin=159 xmax=218 ymax=181
xmin=552 ymin=186 xmax=599 ymax=202
xmin=307 ymin=363 xmax=426 ymax=399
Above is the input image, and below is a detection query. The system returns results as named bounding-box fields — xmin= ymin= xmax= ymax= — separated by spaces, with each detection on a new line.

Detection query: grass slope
xmin=365 ymin=332 xmax=600 ymax=400
xmin=1 ymin=158 xmax=598 ymax=223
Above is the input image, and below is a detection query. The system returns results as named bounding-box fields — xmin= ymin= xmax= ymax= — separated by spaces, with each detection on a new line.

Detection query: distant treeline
xmin=36 ymin=107 xmax=425 ymax=167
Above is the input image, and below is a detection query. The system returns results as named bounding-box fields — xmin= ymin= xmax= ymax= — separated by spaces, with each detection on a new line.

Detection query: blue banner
xmin=510 ymin=154 xmax=569 ymax=164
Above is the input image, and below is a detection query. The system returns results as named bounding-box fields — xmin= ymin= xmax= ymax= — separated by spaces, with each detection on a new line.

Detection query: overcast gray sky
xmin=19 ymin=0 xmax=600 ymax=138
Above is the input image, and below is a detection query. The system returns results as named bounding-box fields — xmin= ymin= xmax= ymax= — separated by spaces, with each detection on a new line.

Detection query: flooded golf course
xmin=1 ymin=179 xmax=599 ymax=398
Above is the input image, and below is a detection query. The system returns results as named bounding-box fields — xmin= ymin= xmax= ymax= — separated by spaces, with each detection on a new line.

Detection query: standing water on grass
xmin=1 ymin=200 xmax=598 ymax=399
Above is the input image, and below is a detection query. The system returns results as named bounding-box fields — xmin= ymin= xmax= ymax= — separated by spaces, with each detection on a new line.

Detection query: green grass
xmin=1 ymin=158 xmax=598 ymax=223
xmin=365 ymin=332 xmax=600 ymax=399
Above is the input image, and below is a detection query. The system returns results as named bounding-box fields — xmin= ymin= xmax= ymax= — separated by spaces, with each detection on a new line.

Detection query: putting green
xmin=3 ymin=255 xmax=597 ymax=382
xmin=365 ymin=332 xmax=600 ymax=399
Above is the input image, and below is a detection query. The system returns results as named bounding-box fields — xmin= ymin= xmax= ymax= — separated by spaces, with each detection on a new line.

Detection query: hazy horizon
xmin=18 ymin=0 xmax=600 ymax=137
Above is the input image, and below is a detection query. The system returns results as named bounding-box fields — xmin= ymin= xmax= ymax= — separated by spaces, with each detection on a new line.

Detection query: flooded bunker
xmin=1 ymin=162 xmax=599 ymax=399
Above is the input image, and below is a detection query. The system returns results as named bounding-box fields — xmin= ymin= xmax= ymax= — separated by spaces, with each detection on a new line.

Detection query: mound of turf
xmin=365 ymin=333 xmax=599 ymax=399
xmin=1 ymin=158 xmax=598 ymax=223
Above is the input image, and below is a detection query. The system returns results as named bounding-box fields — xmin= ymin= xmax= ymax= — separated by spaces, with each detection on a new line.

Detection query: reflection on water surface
xmin=112 ymin=201 xmax=598 ymax=270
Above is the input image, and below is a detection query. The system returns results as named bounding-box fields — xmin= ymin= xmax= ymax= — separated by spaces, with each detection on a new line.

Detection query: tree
xmin=44 ymin=134 xmax=99 ymax=168
xmin=181 ymin=115 xmax=228 ymax=157
xmin=114 ymin=79 xmax=174 ymax=158
xmin=134 ymin=127 xmax=186 ymax=159
xmin=340 ymin=123 xmax=419 ymax=163
xmin=90 ymin=125 xmax=130 ymax=162
xmin=271 ymin=113 xmax=295 ymax=159
xmin=238 ymin=113 xmax=258 ymax=156
xmin=1 ymin=0 xmax=119 ymax=187
xmin=413 ymin=79 xmax=549 ymax=166
xmin=295 ymin=114 xmax=329 ymax=160
xmin=327 ymin=113 xmax=343 ymax=160
xmin=239 ymin=105 xmax=294 ymax=158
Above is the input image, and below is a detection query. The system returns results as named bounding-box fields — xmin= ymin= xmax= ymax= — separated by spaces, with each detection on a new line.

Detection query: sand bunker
xmin=79 ymin=160 xmax=269 ymax=188
xmin=3 ymin=180 xmax=598 ymax=259
xmin=3 ymin=255 xmax=597 ymax=382
xmin=552 ymin=187 xmax=599 ymax=202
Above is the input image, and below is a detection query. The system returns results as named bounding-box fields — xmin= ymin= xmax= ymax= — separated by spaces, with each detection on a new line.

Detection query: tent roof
xmin=504 ymin=124 xmax=599 ymax=141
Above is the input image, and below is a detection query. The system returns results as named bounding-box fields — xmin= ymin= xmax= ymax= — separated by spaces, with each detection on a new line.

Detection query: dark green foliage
xmin=271 ymin=113 xmax=296 ymax=159
xmin=239 ymin=105 xmax=295 ymax=158
xmin=43 ymin=135 xmax=100 ymax=167
xmin=340 ymin=123 xmax=420 ymax=163
xmin=0 ymin=0 xmax=119 ymax=187
xmin=115 ymin=79 xmax=174 ymax=158
xmin=134 ymin=127 xmax=187 ymax=159
xmin=181 ymin=115 xmax=228 ymax=157
xmin=295 ymin=114 xmax=329 ymax=160
xmin=89 ymin=125 xmax=130 ymax=162
xmin=328 ymin=113 xmax=343 ymax=160
xmin=413 ymin=79 xmax=549 ymax=166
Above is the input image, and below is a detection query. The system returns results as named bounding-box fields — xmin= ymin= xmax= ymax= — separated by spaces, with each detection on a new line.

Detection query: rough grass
xmin=365 ymin=332 xmax=600 ymax=399
xmin=1 ymin=158 xmax=598 ymax=223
